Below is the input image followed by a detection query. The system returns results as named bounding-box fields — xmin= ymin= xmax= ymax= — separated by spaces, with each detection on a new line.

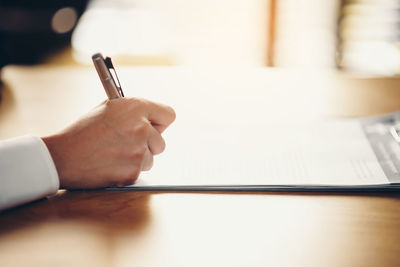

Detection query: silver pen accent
xmin=92 ymin=53 xmax=124 ymax=99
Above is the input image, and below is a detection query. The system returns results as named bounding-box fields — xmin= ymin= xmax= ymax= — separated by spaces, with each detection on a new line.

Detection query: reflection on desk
xmin=1 ymin=191 xmax=400 ymax=267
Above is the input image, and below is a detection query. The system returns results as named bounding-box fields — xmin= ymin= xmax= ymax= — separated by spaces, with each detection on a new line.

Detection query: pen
xmin=92 ymin=53 xmax=124 ymax=99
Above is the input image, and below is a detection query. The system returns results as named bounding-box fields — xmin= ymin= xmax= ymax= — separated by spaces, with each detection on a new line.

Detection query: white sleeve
xmin=0 ymin=135 xmax=59 ymax=211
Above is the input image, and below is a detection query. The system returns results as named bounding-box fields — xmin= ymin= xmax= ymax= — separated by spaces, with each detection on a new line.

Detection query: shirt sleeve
xmin=0 ymin=135 xmax=60 ymax=211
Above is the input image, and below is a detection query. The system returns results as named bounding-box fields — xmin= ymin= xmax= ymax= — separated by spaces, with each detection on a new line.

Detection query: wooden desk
xmin=1 ymin=65 xmax=400 ymax=266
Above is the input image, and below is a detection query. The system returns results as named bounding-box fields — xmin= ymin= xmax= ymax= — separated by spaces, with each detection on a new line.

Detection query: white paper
xmin=131 ymin=120 xmax=389 ymax=187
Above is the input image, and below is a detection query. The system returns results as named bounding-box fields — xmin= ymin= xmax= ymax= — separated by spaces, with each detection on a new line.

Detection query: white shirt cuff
xmin=0 ymin=135 xmax=60 ymax=211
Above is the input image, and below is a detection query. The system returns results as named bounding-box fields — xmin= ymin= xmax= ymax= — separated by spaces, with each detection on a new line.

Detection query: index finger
xmin=146 ymin=100 xmax=176 ymax=128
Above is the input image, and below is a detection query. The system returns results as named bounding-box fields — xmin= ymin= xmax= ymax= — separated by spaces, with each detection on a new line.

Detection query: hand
xmin=42 ymin=97 xmax=175 ymax=189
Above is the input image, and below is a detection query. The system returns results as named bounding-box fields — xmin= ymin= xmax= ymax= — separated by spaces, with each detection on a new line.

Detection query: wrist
xmin=42 ymin=134 xmax=67 ymax=188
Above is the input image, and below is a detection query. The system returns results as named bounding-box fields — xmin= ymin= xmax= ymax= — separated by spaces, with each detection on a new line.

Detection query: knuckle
xmin=129 ymin=97 xmax=148 ymax=109
xmin=132 ymin=120 xmax=150 ymax=136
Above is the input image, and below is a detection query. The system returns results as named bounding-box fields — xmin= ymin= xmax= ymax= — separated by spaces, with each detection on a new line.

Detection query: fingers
xmin=103 ymin=97 xmax=173 ymax=179
xmin=152 ymin=124 xmax=168 ymax=133
xmin=145 ymin=100 xmax=176 ymax=130
xmin=140 ymin=122 xmax=165 ymax=172
xmin=107 ymin=98 xmax=175 ymax=130
xmin=141 ymin=148 xmax=154 ymax=171
xmin=147 ymin=125 xmax=166 ymax=155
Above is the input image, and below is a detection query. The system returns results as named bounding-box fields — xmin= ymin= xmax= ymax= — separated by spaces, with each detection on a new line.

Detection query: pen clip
xmin=105 ymin=57 xmax=124 ymax=97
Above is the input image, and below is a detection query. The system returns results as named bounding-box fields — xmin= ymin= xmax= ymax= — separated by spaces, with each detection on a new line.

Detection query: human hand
xmin=42 ymin=98 xmax=175 ymax=189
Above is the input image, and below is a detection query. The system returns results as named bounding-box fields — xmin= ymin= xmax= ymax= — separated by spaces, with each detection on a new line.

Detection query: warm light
xmin=71 ymin=0 xmax=267 ymax=66
xmin=51 ymin=7 xmax=78 ymax=34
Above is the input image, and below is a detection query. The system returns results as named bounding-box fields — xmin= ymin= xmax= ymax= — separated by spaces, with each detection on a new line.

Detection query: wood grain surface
xmin=1 ymin=191 xmax=400 ymax=267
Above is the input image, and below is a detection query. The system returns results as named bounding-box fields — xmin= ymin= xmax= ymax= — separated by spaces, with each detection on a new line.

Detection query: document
xmin=117 ymin=111 xmax=400 ymax=191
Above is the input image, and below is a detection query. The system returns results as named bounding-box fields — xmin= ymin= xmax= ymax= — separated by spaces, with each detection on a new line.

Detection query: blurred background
xmin=2 ymin=0 xmax=400 ymax=76
xmin=0 ymin=0 xmax=88 ymax=68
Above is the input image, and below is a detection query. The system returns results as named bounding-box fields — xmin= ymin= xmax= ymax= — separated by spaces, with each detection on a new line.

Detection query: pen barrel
xmin=102 ymin=78 xmax=120 ymax=99
xmin=92 ymin=53 xmax=121 ymax=100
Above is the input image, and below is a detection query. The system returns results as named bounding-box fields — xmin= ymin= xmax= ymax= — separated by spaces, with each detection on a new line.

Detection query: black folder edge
xmin=106 ymin=184 xmax=400 ymax=192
